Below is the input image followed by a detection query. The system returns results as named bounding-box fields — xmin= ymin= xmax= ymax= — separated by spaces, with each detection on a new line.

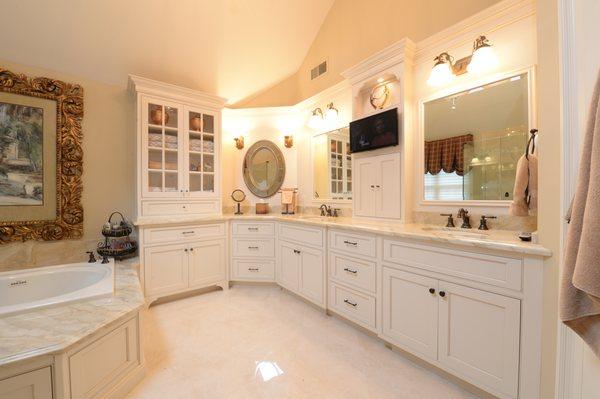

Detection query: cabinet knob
xmin=370 ymin=185 xmax=375 ymax=189
xmin=184 ymin=248 xmax=188 ymax=252
xmin=439 ymin=291 xmax=446 ymax=297
xmin=375 ymin=185 xmax=381 ymax=189
xmin=190 ymin=248 xmax=194 ymax=252
xmin=429 ymin=288 xmax=435 ymax=294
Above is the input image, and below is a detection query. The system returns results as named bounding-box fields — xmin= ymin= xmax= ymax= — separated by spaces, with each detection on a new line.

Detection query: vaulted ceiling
xmin=0 ymin=0 xmax=334 ymax=103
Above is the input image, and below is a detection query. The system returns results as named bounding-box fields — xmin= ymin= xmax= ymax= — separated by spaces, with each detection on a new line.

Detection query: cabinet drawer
xmin=279 ymin=223 xmax=323 ymax=248
xmin=330 ymin=252 xmax=376 ymax=293
xmin=233 ymin=238 xmax=275 ymax=257
xmin=144 ymin=223 xmax=225 ymax=245
xmin=233 ymin=259 xmax=275 ymax=280
xmin=232 ymin=221 xmax=275 ymax=237
xmin=382 ymin=239 xmax=522 ymax=291
xmin=141 ymin=200 xmax=219 ymax=216
xmin=0 ymin=367 xmax=52 ymax=399
xmin=329 ymin=282 xmax=376 ymax=330
xmin=330 ymin=230 xmax=377 ymax=258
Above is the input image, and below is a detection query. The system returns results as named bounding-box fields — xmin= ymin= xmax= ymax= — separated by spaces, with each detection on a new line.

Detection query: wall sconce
xmin=308 ymin=107 xmax=324 ymax=129
xmin=427 ymin=35 xmax=498 ymax=87
xmin=324 ymin=102 xmax=339 ymax=123
xmin=284 ymin=135 xmax=294 ymax=148
xmin=234 ymin=136 xmax=244 ymax=150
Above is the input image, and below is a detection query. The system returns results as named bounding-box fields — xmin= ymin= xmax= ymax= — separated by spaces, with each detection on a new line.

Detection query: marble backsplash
xmin=412 ymin=211 xmax=537 ymax=232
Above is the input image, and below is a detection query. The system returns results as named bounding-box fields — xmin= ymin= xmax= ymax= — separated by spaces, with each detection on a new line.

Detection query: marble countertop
xmin=0 ymin=259 xmax=145 ymax=367
xmin=135 ymin=214 xmax=552 ymax=257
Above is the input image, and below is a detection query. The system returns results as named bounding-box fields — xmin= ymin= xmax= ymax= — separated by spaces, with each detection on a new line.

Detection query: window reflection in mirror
xmin=312 ymin=127 xmax=352 ymax=201
xmin=423 ymin=73 xmax=529 ymax=201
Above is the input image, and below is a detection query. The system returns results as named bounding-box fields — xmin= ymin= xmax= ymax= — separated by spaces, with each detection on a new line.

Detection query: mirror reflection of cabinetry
xmin=312 ymin=127 xmax=352 ymax=201
xmin=422 ymin=71 xmax=531 ymax=202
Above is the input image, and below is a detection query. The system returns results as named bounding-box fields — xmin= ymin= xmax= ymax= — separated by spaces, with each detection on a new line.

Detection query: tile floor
xmin=126 ymin=285 xmax=479 ymax=399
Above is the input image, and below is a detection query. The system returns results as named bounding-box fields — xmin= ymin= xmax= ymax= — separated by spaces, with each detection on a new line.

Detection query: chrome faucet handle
xmin=478 ymin=215 xmax=497 ymax=230
xmin=440 ymin=213 xmax=455 ymax=228
xmin=86 ymin=251 xmax=97 ymax=263
xmin=333 ymin=208 xmax=340 ymax=217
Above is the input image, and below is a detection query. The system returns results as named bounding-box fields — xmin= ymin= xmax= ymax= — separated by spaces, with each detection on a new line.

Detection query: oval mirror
xmin=242 ymin=140 xmax=285 ymax=198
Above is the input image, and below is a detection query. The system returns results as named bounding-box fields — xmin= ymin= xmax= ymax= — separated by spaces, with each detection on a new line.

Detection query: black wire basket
xmin=97 ymin=212 xmax=138 ymax=260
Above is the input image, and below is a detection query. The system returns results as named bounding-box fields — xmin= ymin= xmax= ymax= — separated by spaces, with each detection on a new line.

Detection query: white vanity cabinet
xmin=276 ymin=223 xmax=326 ymax=307
xmin=230 ymin=221 xmax=276 ymax=282
xmin=141 ymin=222 xmax=228 ymax=301
xmin=0 ymin=367 xmax=52 ymax=399
xmin=353 ymin=152 xmax=401 ymax=219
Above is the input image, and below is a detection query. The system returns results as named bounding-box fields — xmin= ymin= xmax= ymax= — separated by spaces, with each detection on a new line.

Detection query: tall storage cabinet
xmin=130 ymin=75 xmax=228 ymax=302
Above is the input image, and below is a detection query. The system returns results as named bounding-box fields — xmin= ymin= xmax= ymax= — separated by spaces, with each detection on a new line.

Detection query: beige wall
xmin=1 ymin=59 xmax=135 ymax=271
xmin=536 ymin=0 xmax=561 ymax=397
xmin=236 ymin=0 xmax=501 ymax=107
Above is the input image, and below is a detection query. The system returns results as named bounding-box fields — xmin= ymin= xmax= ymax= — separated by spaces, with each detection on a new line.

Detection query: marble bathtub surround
xmin=135 ymin=213 xmax=551 ymax=257
xmin=0 ymin=259 xmax=144 ymax=367
xmin=413 ymin=211 xmax=537 ymax=232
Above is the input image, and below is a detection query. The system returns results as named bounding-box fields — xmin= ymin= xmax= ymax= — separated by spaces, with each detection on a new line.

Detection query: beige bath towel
xmin=560 ymin=69 xmax=600 ymax=357
xmin=509 ymin=134 xmax=538 ymax=216
xmin=281 ymin=188 xmax=294 ymax=205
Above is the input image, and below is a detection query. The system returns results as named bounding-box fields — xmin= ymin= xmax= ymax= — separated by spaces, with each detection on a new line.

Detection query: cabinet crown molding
xmin=128 ymin=74 xmax=228 ymax=109
xmin=341 ymin=38 xmax=416 ymax=85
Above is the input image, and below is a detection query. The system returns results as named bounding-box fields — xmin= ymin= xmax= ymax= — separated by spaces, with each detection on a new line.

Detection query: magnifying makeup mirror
xmin=231 ymin=189 xmax=246 ymax=215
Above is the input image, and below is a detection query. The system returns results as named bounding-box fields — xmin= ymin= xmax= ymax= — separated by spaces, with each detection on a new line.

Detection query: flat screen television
xmin=349 ymin=108 xmax=399 ymax=153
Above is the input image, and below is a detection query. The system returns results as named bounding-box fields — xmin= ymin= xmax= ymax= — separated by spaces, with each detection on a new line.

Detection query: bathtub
xmin=0 ymin=259 xmax=114 ymax=316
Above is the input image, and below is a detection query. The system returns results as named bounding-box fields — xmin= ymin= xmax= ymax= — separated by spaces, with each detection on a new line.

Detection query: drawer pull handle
xmin=343 ymin=268 xmax=358 ymax=274
xmin=248 ymin=227 xmax=259 ymax=231
xmin=343 ymin=240 xmax=358 ymax=246
xmin=248 ymin=246 xmax=259 ymax=250
xmin=439 ymin=291 xmax=446 ymax=298
xmin=248 ymin=268 xmax=260 ymax=272
xmin=182 ymin=231 xmax=195 ymax=235
xmin=343 ymin=299 xmax=358 ymax=307
xmin=429 ymin=288 xmax=435 ymax=294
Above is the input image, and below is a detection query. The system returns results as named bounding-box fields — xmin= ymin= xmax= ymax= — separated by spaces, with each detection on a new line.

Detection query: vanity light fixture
xmin=308 ymin=107 xmax=324 ymax=129
xmin=284 ymin=135 xmax=294 ymax=148
xmin=234 ymin=136 xmax=244 ymax=150
xmin=427 ymin=35 xmax=498 ymax=87
xmin=324 ymin=102 xmax=339 ymax=123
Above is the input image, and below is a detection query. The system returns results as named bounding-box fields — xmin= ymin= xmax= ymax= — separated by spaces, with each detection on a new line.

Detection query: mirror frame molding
xmin=309 ymin=126 xmax=352 ymax=205
xmin=0 ymin=68 xmax=84 ymax=244
xmin=242 ymin=139 xmax=286 ymax=198
xmin=417 ymin=66 xmax=536 ymax=208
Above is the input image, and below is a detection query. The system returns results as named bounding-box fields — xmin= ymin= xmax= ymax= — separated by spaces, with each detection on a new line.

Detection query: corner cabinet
xmin=129 ymin=75 xmax=226 ymax=218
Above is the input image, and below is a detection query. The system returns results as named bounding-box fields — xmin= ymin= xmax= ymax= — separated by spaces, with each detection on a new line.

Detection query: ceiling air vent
xmin=310 ymin=61 xmax=327 ymax=80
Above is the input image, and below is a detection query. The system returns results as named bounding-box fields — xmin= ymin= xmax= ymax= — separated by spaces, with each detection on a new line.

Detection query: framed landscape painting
xmin=0 ymin=68 xmax=84 ymax=243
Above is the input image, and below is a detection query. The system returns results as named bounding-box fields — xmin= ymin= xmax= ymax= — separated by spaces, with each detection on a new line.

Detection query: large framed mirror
xmin=421 ymin=70 xmax=532 ymax=204
xmin=242 ymin=140 xmax=285 ymax=198
xmin=311 ymin=127 xmax=352 ymax=201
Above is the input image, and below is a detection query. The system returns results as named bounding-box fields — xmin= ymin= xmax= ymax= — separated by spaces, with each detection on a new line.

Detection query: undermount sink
xmin=421 ymin=226 xmax=490 ymax=240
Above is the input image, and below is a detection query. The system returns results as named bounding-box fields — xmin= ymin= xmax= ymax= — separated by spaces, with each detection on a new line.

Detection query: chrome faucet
xmin=319 ymin=204 xmax=332 ymax=217
xmin=440 ymin=213 xmax=455 ymax=227
xmin=86 ymin=251 xmax=97 ymax=263
xmin=457 ymin=208 xmax=471 ymax=229
xmin=478 ymin=215 xmax=497 ymax=230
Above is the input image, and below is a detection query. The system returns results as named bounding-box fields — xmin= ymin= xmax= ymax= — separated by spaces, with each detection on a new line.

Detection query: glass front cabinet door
xmin=142 ymin=98 xmax=219 ymax=198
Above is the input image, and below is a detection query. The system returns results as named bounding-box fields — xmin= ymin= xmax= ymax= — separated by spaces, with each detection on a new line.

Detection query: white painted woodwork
xmin=144 ymin=244 xmax=189 ymax=297
xmin=329 ymin=282 xmax=377 ymax=330
xmin=232 ymin=222 xmax=276 ymax=237
xmin=232 ymin=259 xmax=275 ymax=280
xmin=232 ymin=238 xmax=275 ymax=258
xmin=329 ymin=230 xmax=377 ymax=258
xmin=383 ymin=239 xmax=523 ymax=291
xmin=141 ymin=200 xmax=220 ymax=217
xmin=188 ymin=239 xmax=226 ymax=288
xmin=438 ymin=281 xmax=520 ymax=398
xmin=381 ymin=267 xmax=439 ymax=360
xmin=278 ymin=241 xmax=301 ymax=292
xmin=143 ymin=223 xmax=225 ymax=245
xmin=0 ymin=368 xmax=52 ymax=399
xmin=298 ymin=245 xmax=325 ymax=306
xmin=278 ymin=223 xmax=324 ymax=248
xmin=329 ymin=251 xmax=376 ymax=293
xmin=353 ymin=153 xmax=402 ymax=219
xmin=69 ymin=317 xmax=140 ymax=399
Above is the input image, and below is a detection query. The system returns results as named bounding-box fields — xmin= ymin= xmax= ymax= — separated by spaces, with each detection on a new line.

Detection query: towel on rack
xmin=281 ymin=188 xmax=295 ymax=205
xmin=560 ymin=69 xmax=600 ymax=357
xmin=508 ymin=149 xmax=538 ymax=216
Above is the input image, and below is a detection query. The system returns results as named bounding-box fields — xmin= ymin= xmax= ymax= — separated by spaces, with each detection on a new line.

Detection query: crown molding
xmin=128 ymin=74 xmax=228 ymax=109
xmin=414 ymin=0 xmax=535 ymax=65
xmin=341 ymin=38 xmax=416 ymax=85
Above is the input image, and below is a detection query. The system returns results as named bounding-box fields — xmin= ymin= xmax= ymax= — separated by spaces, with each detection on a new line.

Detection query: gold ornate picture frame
xmin=0 ymin=68 xmax=83 ymax=243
